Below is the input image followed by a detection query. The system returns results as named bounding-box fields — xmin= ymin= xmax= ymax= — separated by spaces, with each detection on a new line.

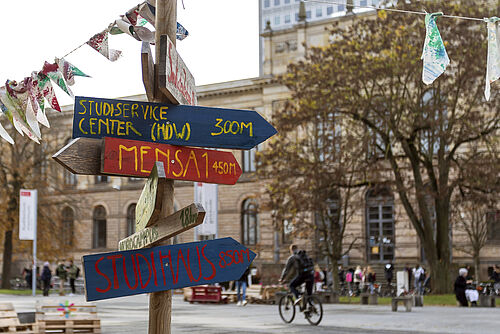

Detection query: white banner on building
xmin=194 ymin=182 xmax=218 ymax=237
xmin=19 ymin=189 xmax=37 ymax=240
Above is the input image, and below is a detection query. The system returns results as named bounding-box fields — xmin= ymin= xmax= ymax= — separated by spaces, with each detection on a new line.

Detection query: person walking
xmin=353 ymin=265 xmax=363 ymax=295
xmin=41 ymin=262 xmax=52 ymax=296
xmin=55 ymin=261 xmax=67 ymax=296
xmin=384 ymin=263 xmax=394 ymax=285
xmin=491 ymin=265 xmax=500 ymax=293
xmin=454 ymin=268 xmax=469 ymax=307
xmin=413 ymin=264 xmax=425 ymax=295
xmin=367 ymin=266 xmax=376 ymax=294
xmin=345 ymin=268 xmax=354 ymax=296
xmin=236 ymin=266 xmax=250 ymax=306
xmin=67 ymin=260 xmax=80 ymax=296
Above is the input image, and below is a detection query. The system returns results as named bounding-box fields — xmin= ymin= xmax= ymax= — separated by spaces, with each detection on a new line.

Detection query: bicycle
xmin=278 ymin=290 xmax=323 ymax=326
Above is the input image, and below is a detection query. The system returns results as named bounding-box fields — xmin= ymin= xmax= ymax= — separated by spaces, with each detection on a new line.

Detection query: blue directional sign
xmin=73 ymin=96 xmax=277 ymax=150
xmin=83 ymin=237 xmax=256 ymax=301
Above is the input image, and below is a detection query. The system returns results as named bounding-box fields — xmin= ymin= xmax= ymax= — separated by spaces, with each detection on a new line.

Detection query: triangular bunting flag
xmin=55 ymin=58 xmax=90 ymax=86
xmin=485 ymin=17 xmax=500 ymax=101
xmin=421 ymin=12 xmax=450 ymax=85
xmin=42 ymin=62 xmax=73 ymax=97
xmin=87 ymin=31 xmax=122 ymax=62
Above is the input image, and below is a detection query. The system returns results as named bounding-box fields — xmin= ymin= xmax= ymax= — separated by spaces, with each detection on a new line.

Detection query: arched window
xmin=92 ymin=206 xmax=107 ymax=249
xmin=241 ymin=199 xmax=259 ymax=245
xmin=366 ymin=187 xmax=394 ymax=262
xmin=126 ymin=204 xmax=136 ymax=236
xmin=61 ymin=207 xmax=74 ymax=247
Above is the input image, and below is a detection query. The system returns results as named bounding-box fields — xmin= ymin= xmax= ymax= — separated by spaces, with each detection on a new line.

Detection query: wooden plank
xmin=52 ymin=138 xmax=103 ymax=175
xmin=141 ymin=41 xmax=155 ymax=101
xmin=72 ymin=96 xmax=277 ymax=150
xmin=135 ymin=162 xmax=166 ymax=231
xmin=102 ymin=137 xmax=242 ymax=184
xmin=158 ymin=34 xmax=197 ymax=106
xmin=83 ymin=237 xmax=256 ymax=301
xmin=118 ymin=202 xmax=205 ymax=251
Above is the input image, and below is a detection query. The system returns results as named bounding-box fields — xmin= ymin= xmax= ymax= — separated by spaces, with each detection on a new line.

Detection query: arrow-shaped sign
xmin=83 ymin=237 xmax=256 ymax=301
xmin=102 ymin=137 xmax=242 ymax=184
xmin=119 ymin=203 xmax=205 ymax=251
xmin=73 ymin=96 xmax=276 ymax=150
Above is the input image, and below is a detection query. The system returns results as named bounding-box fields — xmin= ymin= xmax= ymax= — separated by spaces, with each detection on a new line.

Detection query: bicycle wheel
xmin=304 ymin=295 xmax=323 ymax=326
xmin=279 ymin=294 xmax=296 ymax=323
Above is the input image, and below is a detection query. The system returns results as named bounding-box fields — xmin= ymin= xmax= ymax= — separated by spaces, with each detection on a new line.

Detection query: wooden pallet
xmin=36 ymin=303 xmax=100 ymax=334
xmin=0 ymin=303 xmax=38 ymax=333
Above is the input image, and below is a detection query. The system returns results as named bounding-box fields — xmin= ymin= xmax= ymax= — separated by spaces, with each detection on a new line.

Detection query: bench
xmin=360 ymin=293 xmax=378 ymax=305
xmin=246 ymin=284 xmax=265 ymax=304
xmin=317 ymin=291 xmax=339 ymax=304
xmin=0 ymin=302 xmax=38 ymax=333
xmin=36 ymin=302 xmax=101 ymax=333
xmin=189 ymin=286 xmax=227 ymax=304
xmin=479 ymin=295 xmax=496 ymax=307
xmin=392 ymin=296 xmax=412 ymax=312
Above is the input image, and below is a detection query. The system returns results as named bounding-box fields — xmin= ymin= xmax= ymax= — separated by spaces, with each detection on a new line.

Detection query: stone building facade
xmin=9 ymin=9 xmax=499 ymax=283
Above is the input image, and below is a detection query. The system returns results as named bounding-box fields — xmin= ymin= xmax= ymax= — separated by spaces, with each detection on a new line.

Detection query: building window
xmin=284 ymin=0 xmax=290 ymax=3
xmin=306 ymin=10 xmax=311 ymax=19
xmin=95 ymin=175 xmax=109 ymax=184
xmin=92 ymin=206 xmax=107 ymax=249
xmin=316 ymin=7 xmax=322 ymax=17
xmin=274 ymin=0 xmax=280 ymax=6
xmin=242 ymin=199 xmax=259 ymax=245
xmin=264 ymin=0 xmax=270 ymax=8
xmin=327 ymin=6 xmax=334 ymax=15
xmin=61 ymin=207 xmax=74 ymax=247
xmin=64 ymin=170 xmax=77 ymax=187
xmin=284 ymin=14 xmax=291 ymax=24
xmin=274 ymin=15 xmax=280 ymax=25
xmin=127 ymin=204 xmax=136 ymax=236
xmin=128 ymin=177 xmax=142 ymax=182
xmin=338 ymin=4 xmax=345 ymax=11
xmin=295 ymin=12 xmax=299 ymax=21
xmin=487 ymin=210 xmax=500 ymax=241
xmin=360 ymin=0 xmax=368 ymax=6
xmin=366 ymin=187 xmax=394 ymax=262
xmin=242 ymin=146 xmax=258 ymax=173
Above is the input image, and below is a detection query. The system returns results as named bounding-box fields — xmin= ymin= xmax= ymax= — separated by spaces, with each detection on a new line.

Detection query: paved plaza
xmin=1 ymin=293 xmax=498 ymax=333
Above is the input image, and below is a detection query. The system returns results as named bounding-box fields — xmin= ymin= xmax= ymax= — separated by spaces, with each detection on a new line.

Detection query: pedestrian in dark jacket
xmin=384 ymin=263 xmax=394 ymax=285
xmin=454 ymin=268 xmax=468 ymax=307
xmin=41 ymin=262 xmax=52 ymax=296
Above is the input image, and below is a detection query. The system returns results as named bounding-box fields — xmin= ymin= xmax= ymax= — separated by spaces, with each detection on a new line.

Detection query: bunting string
xmin=0 ymin=1 xmax=190 ymax=145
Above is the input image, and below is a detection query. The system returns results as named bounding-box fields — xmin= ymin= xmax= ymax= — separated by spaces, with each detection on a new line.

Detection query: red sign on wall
xmin=102 ymin=137 xmax=242 ymax=185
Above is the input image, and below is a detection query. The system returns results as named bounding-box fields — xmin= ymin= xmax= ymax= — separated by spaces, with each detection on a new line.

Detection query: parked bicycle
xmin=278 ymin=289 xmax=323 ymax=326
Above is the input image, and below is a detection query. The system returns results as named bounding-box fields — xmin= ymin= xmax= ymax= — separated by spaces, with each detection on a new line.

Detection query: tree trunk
xmin=331 ymin=260 xmax=339 ymax=292
xmin=429 ymin=259 xmax=451 ymax=294
xmin=1 ymin=230 xmax=13 ymax=289
xmin=473 ymin=254 xmax=481 ymax=281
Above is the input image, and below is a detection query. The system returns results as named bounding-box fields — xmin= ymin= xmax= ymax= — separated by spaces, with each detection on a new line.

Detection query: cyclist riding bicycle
xmin=279 ymin=244 xmax=314 ymax=308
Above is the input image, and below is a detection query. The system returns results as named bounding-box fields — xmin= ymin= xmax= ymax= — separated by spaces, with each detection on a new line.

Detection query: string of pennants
xmin=422 ymin=13 xmax=500 ymax=102
xmin=0 ymin=1 xmax=189 ymax=145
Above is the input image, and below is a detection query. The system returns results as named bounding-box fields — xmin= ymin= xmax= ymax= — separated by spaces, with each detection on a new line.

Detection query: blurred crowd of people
xmin=23 ymin=259 xmax=80 ymax=296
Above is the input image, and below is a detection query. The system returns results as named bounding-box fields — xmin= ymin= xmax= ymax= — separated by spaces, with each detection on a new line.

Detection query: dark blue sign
xmin=73 ymin=96 xmax=277 ymax=150
xmin=83 ymin=237 xmax=256 ymax=301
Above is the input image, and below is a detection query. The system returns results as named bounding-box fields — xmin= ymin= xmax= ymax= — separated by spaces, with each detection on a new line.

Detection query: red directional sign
xmin=102 ymin=137 xmax=242 ymax=185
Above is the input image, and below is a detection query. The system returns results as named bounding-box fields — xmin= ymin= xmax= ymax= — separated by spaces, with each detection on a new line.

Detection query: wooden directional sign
xmin=136 ymin=162 xmax=166 ymax=231
xmin=158 ymin=34 xmax=197 ymax=106
xmin=102 ymin=137 xmax=242 ymax=184
xmin=73 ymin=96 xmax=277 ymax=150
xmin=119 ymin=203 xmax=205 ymax=251
xmin=83 ymin=237 xmax=256 ymax=301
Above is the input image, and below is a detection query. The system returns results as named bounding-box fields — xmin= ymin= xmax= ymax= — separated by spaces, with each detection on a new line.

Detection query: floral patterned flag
xmin=87 ymin=31 xmax=122 ymax=62
xmin=0 ymin=86 xmax=40 ymax=143
xmin=28 ymin=72 xmax=50 ymax=128
xmin=36 ymin=73 xmax=62 ymax=112
xmin=55 ymin=58 xmax=90 ymax=86
xmin=5 ymin=80 xmax=41 ymax=139
xmin=485 ymin=17 xmax=500 ymax=101
xmin=421 ymin=12 xmax=450 ymax=85
xmin=0 ymin=98 xmax=16 ymax=144
xmin=42 ymin=62 xmax=73 ymax=97
xmin=177 ymin=22 xmax=189 ymax=41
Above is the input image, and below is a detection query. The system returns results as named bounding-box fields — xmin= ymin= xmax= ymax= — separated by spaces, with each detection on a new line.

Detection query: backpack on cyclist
xmin=296 ymin=250 xmax=314 ymax=275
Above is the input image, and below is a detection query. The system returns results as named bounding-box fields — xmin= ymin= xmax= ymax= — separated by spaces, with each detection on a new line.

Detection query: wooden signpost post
xmin=51 ymin=1 xmax=276 ymax=333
